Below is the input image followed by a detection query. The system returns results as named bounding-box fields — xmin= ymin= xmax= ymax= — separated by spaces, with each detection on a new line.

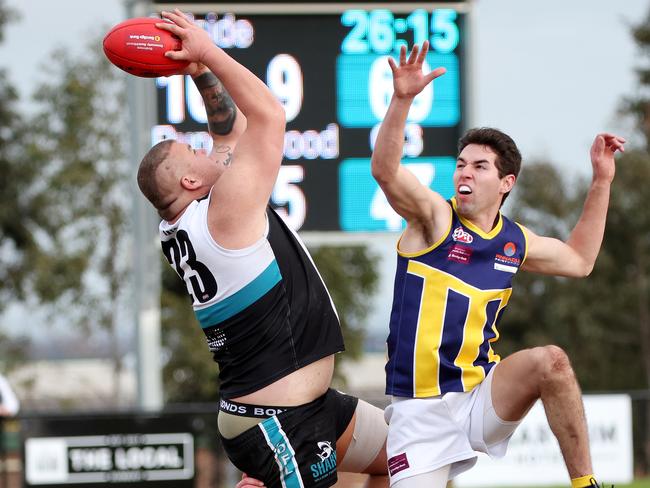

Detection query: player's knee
xmin=525 ymin=346 xmax=549 ymax=375
xmin=541 ymin=345 xmax=573 ymax=380
xmin=526 ymin=345 xmax=571 ymax=382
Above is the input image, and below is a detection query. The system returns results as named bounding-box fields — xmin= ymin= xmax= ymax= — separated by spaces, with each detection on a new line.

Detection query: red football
xmin=103 ymin=17 xmax=189 ymax=78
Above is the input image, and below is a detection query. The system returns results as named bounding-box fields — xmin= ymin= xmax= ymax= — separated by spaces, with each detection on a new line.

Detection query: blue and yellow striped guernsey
xmin=385 ymin=197 xmax=528 ymax=398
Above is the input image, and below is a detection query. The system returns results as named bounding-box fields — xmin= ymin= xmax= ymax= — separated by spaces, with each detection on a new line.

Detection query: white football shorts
xmin=384 ymin=365 xmax=520 ymax=486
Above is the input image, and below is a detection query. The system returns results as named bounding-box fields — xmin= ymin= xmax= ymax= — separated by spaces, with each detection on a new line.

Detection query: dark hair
xmin=137 ymin=139 xmax=175 ymax=210
xmin=458 ymin=127 xmax=521 ymax=205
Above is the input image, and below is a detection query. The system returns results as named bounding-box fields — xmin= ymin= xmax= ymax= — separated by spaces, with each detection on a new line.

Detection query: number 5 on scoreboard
xmin=271 ymin=166 xmax=306 ymax=230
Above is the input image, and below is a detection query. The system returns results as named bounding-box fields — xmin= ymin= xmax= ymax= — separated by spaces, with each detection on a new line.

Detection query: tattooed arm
xmin=193 ymin=67 xmax=239 ymax=135
xmin=191 ymin=65 xmax=246 ymax=165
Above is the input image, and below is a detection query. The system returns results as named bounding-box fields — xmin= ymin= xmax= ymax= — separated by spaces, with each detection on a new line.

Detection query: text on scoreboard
xmin=153 ymin=8 xmax=466 ymax=231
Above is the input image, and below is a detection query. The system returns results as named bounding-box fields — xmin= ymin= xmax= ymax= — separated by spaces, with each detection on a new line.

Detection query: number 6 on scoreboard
xmin=368 ymin=55 xmax=433 ymax=123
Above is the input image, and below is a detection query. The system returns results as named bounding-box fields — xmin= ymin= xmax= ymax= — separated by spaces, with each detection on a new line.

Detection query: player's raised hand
xmin=182 ymin=61 xmax=208 ymax=77
xmin=589 ymin=133 xmax=626 ymax=184
xmin=388 ymin=41 xmax=446 ymax=99
xmin=157 ymin=9 xmax=214 ymax=64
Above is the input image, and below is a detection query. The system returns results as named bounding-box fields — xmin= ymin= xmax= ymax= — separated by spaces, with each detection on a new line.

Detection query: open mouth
xmin=458 ymin=185 xmax=472 ymax=195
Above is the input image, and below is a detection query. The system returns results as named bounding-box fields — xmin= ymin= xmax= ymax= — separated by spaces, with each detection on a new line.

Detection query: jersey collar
xmin=451 ymin=197 xmax=503 ymax=239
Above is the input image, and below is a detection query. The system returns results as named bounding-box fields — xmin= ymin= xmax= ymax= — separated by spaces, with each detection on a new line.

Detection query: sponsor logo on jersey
xmin=452 ymin=227 xmax=473 ymax=244
xmin=310 ymin=441 xmax=337 ymax=481
xmin=447 ymin=244 xmax=473 ymax=264
xmin=495 ymin=254 xmax=520 ymax=266
xmin=494 ymin=246 xmax=521 ymax=273
xmin=503 ymin=242 xmax=517 ymax=256
xmin=205 ymin=328 xmax=227 ymax=352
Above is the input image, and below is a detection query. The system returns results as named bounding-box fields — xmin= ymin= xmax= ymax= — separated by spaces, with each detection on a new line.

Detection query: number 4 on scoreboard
xmin=370 ymin=163 xmax=435 ymax=231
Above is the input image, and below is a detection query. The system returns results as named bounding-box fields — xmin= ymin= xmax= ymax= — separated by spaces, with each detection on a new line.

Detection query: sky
xmin=472 ymin=0 xmax=648 ymax=180
xmin=0 ymin=0 xmax=646 ymax=173
xmin=0 ymin=0 xmax=648 ymax=339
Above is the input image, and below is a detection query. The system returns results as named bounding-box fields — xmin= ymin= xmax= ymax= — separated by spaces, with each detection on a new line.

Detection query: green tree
xmin=17 ymin=36 xmax=132 ymax=405
xmin=504 ymin=155 xmax=649 ymax=391
xmin=310 ymin=246 xmax=379 ymax=368
xmin=500 ymin=162 xmax=577 ymax=356
xmin=0 ymin=330 xmax=28 ymax=370
xmin=620 ymin=6 xmax=650 ymax=392
xmin=0 ymin=1 xmax=33 ymax=365
xmin=602 ymin=9 xmax=650 ymax=470
xmin=500 ymin=7 xmax=650 ymax=472
xmin=0 ymin=2 xmax=36 ymax=306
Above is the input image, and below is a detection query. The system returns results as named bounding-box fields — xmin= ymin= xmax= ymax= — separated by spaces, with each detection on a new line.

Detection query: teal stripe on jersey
xmin=195 ymin=260 xmax=281 ymax=328
xmin=259 ymin=416 xmax=304 ymax=488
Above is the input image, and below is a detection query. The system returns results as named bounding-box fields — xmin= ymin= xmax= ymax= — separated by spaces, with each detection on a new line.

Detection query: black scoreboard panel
xmin=152 ymin=3 xmax=467 ymax=231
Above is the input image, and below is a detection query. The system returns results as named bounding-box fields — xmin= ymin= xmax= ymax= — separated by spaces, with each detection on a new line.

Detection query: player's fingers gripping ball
xmin=103 ymin=17 xmax=189 ymax=77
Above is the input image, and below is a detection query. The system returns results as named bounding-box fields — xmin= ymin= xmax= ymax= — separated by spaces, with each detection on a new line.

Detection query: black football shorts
xmin=219 ymin=388 xmax=358 ymax=488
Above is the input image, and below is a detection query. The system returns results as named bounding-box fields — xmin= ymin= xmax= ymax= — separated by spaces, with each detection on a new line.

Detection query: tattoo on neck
xmin=194 ymin=71 xmax=237 ymax=136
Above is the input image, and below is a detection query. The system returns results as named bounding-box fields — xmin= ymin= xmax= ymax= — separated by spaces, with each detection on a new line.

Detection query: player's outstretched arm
xmin=522 ymin=133 xmax=626 ymax=277
xmin=371 ymin=42 xmax=448 ymax=227
xmin=158 ymin=10 xmax=283 ymax=135
xmin=157 ymin=9 xmax=285 ymax=211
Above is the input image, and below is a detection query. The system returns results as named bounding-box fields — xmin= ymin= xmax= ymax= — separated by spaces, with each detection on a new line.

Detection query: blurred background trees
xmin=0 ymin=0 xmax=649 ymax=419
xmin=0 ymin=0 xmax=380 ymax=405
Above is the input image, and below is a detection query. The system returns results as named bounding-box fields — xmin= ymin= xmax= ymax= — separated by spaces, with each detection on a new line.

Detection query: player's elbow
xmin=568 ymin=260 xmax=594 ymax=278
xmin=371 ymin=159 xmax=396 ymax=185
xmin=274 ymin=100 xmax=287 ymax=125
xmin=251 ymin=97 xmax=285 ymax=131
xmin=581 ymin=262 xmax=595 ymax=277
xmin=266 ymin=99 xmax=286 ymax=128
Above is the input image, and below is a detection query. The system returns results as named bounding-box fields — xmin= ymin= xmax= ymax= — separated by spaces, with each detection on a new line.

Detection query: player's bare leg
xmin=490 ymin=346 xmax=592 ymax=478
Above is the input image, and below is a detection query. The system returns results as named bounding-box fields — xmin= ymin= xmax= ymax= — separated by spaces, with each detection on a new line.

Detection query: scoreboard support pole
xmin=128 ymin=0 xmax=165 ymax=411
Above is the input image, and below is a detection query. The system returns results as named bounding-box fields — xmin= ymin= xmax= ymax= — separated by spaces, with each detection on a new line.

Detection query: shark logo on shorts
xmin=310 ymin=441 xmax=337 ymax=482
xmin=316 ymin=441 xmax=334 ymax=461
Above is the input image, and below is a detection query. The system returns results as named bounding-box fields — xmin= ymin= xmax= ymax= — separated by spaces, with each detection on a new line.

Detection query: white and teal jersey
xmin=160 ymin=197 xmax=280 ymax=324
xmin=160 ymin=196 xmax=344 ymax=398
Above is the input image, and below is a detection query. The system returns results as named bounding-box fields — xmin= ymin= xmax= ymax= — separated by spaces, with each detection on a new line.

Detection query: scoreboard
xmin=151 ymin=2 xmax=468 ymax=232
